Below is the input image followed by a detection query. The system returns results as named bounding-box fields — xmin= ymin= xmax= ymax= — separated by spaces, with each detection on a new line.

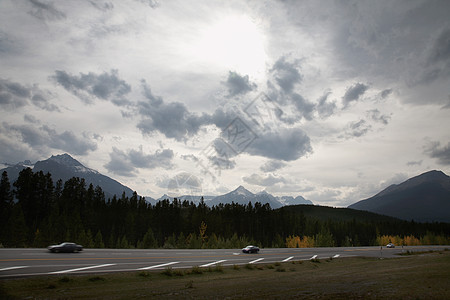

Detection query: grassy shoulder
xmin=1 ymin=251 xmax=449 ymax=299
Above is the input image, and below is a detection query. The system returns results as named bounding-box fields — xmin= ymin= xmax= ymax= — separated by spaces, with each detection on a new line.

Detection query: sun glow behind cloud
xmin=190 ymin=15 xmax=267 ymax=79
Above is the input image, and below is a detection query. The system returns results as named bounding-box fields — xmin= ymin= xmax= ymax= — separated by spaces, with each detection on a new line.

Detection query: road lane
xmin=1 ymin=245 xmax=448 ymax=278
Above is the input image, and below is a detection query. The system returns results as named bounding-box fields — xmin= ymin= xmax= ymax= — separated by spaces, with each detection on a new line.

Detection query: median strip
xmin=138 ymin=262 xmax=179 ymax=270
xmin=50 ymin=264 xmax=116 ymax=274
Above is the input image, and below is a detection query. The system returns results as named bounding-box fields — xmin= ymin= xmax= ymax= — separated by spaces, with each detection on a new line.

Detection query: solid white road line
xmin=0 ymin=266 xmax=28 ymax=271
xmin=282 ymin=256 xmax=294 ymax=262
xmin=138 ymin=262 xmax=179 ymax=270
xmin=200 ymin=260 xmax=227 ymax=267
xmin=249 ymin=258 xmax=264 ymax=264
xmin=333 ymin=254 xmax=340 ymax=258
xmin=310 ymin=255 xmax=318 ymax=260
xmin=50 ymin=264 xmax=116 ymax=274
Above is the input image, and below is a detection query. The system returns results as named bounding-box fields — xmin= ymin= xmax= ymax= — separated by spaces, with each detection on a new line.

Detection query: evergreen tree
xmin=0 ymin=171 xmax=13 ymax=243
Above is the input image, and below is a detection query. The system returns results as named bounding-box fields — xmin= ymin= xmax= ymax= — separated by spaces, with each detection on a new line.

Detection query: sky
xmin=0 ymin=0 xmax=449 ymax=206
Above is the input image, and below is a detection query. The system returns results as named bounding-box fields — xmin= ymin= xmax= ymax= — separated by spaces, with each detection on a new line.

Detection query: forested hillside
xmin=1 ymin=168 xmax=449 ymax=249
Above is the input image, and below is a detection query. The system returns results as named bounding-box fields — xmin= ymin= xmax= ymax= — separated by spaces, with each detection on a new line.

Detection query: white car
xmin=386 ymin=243 xmax=395 ymax=248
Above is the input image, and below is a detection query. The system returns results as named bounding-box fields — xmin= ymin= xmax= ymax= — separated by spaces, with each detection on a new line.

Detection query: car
xmin=48 ymin=242 xmax=83 ymax=253
xmin=242 ymin=245 xmax=260 ymax=253
xmin=386 ymin=243 xmax=395 ymax=248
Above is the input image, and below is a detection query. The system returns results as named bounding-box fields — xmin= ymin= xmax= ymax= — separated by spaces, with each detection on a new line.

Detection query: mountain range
xmin=2 ymin=154 xmax=450 ymax=222
xmin=0 ymin=154 xmax=312 ymax=208
xmin=1 ymin=154 xmax=134 ymax=200
xmin=349 ymin=170 xmax=450 ymax=222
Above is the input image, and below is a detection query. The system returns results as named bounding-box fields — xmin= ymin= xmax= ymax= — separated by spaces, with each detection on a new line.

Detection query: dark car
xmin=242 ymin=245 xmax=260 ymax=253
xmin=48 ymin=242 xmax=83 ymax=253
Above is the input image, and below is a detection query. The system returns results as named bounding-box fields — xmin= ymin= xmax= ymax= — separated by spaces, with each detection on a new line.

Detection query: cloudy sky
xmin=1 ymin=0 xmax=449 ymax=206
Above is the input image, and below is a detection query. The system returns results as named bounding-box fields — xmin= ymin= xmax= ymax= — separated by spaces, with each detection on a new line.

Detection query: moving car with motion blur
xmin=386 ymin=243 xmax=395 ymax=248
xmin=48 ymin=242 xmax=83 ymax=253
xmin=242 ymin=245 xmax=260 ymax=253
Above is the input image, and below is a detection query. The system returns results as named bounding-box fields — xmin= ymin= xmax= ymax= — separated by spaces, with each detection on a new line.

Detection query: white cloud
xmin=0 ymin=0 xmax=449 ymax=204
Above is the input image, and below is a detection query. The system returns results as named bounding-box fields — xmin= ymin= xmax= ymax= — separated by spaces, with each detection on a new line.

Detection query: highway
xmin=0 ymin=245 xmax=448 ymax=278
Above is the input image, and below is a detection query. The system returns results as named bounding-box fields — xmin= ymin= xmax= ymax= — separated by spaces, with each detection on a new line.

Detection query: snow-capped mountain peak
xmin=233 ymin=185 xmax=253 ymax=196
xmin=48 ymin=154 xmax=98 ymax=174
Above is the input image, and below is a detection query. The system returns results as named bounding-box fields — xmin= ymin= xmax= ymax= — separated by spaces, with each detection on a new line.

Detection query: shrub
xmin=161 ymin=267 xmax=174 ymax=276
xmin=190 ymin=266 xmax=203 ymax=275
xmin=88 ymin=276 xmax=105 ymax=282
xmin=137 ymin=271 xmax=151 ymax=278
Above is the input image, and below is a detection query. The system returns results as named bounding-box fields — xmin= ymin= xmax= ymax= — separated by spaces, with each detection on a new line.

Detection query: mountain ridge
xmin=0 ymin=154 xmax=312 ymax=208
xmin=349 ymin=170 xmax=450 ymax=222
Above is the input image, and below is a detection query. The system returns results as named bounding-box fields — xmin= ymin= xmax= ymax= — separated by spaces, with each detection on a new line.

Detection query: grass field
xmin=1 ymin=251 xmax=449 ymax=299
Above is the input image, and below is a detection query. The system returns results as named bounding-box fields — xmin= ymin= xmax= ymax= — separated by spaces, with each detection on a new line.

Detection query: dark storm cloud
xmin=316 ymin=91 xmax=337 ymax=118
xmin=28 ymin=0 xmax=66 ymax=21
xmin=104 ymin=146 xmax=174 ymax=176
xmin=210 ymin=107 xmax=236 ymax=129
xmin=367 ymin=109 xmax=391 ymax=125
xmin=104 ymin=148 xmax=136 ymax=177
xmin=0 ymin=78 xmax=59 ymax=111
xmin=425 ymin=141 xmax=450 ymax=165
xmin=2 ymin=122 xmax=97 ymax=155
xmin=380 ymin=89 xmax=393 ymax=99
xmin=346 ymin=119 xmax=371 ymax=138
xmin=270 ymin=56 xmax=302 ymax=93
xmin=260 ymin=160 xmax=286 ymax=172
xmin=137 ymin=80 xmax=211 ymax=141
xmin=89 ymin=1 xmax=114 ymax=11
xmin=223 ymin=71 xmax=256 ymax=97
xmin=136 ymin=0 xmax=159 ymax=8
xmin=290 ymin=93 xmax=315 ymax=120
xmin=128 ymin=148 xmax=174 ymax=169
xmin=246 ymin=128 xmax=312 ymax=161
xmin=421 ymin=28 xmax=450 ymax=83
xmin=51 ymin=69 xmax=131 ymax=106
xmin=342 ymin=83 xmax=369 ymax=108
xmin=0 ymin=31 xmax=17 ymax=54
xmin=428 ymin=28 xmax=450 ymax=65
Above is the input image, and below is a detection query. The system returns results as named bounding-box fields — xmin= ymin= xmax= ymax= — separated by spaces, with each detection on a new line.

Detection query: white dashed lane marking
xmin=138 ymin=262 xmax=179 ymax=270
xmin=249 ymin=258 xmax=264 ymax=264
xmin=0 ymin=266 xmax=28 ymax=271
xmin=50 ymin=264 xmax=116 ymax=274
xmin=282 ymin=256 xmax=294 ymax=262
xmin=200 ymin=260 xmax=227 ymax=267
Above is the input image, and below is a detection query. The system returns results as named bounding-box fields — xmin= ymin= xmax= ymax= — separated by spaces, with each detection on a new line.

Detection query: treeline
xmin=0 ymin=168 xmax=449 ymax=249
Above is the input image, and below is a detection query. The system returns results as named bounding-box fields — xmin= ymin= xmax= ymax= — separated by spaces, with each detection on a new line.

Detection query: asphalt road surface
xmin=1 ymin=245 xmax=448 ymax=278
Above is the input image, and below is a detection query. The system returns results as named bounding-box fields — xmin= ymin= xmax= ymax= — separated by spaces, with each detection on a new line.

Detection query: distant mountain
xmin=207 ymin=186 xmax=256 ymax=207
xmin=1 ymin=154 xmax=312 ymax=208
xmin=349 ymin=170 xmax=450 ymax=222
xmin=205 ymin=186 xmax=311 ymax=209
xmin=1 ymin=154 xmax=136 ymax=200
xmin=279 ymin=195 xmax=313 ymax=206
